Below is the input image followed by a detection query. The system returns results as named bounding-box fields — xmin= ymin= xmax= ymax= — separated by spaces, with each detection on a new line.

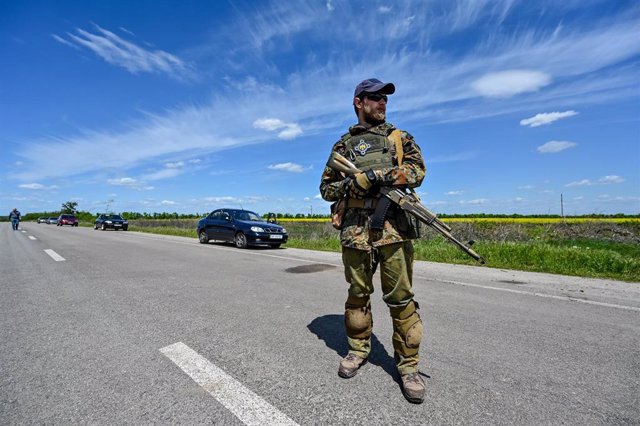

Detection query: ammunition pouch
xmin=396 ymin=210 xmax=422 ymax=239
xmin=346 ymin=197 xmax=379 ymax=209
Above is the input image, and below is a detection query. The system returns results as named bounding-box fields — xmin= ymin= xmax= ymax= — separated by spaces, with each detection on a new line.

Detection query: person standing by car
xmin=9 ymin=208 xmax=21 ymax=230
xmin=319 ymin=78 xmax=427 ymax=403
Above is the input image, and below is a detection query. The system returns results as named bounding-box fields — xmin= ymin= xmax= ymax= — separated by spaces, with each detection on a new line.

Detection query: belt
xmin=346 ymin=198 xmax=379 ymax=209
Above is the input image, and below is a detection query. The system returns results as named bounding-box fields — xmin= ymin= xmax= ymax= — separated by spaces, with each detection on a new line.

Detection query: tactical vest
xmin=343 ymin=131 xmax=395 ymax=172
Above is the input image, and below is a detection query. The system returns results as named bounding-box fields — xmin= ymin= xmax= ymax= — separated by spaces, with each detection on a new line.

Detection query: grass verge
xmin=115 ymin=221 xmax=639 ymax=282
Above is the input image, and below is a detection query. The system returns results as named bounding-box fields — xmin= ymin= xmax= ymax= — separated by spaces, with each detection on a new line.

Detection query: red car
xmin=57 ymin=214 xmax=79 ymax=227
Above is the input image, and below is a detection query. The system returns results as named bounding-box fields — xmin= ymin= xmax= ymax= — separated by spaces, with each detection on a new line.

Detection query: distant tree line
xmin=3 ymin=199 xmax=639 ymax=223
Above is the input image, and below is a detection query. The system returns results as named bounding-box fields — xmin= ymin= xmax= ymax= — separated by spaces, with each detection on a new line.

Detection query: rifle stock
xmin=327 ymin=152 xmax=485 ymax=264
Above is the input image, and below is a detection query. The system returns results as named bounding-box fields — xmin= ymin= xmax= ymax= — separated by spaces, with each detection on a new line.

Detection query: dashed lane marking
xmin=28 ymin=236 xmax=37 ymax=240
xmin=160 ymin=342 xmax=298 ymax=426
xmin=44 ymin=249 xmax=65 ymax=262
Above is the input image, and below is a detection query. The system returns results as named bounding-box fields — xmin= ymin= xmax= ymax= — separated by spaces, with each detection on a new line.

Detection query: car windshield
xmin=233 ymin=211 xmax=261 ymax=221
xmin=105 ymin=215 xmax=123 ymax=220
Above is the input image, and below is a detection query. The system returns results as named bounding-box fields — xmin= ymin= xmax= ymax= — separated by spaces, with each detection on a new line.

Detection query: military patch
xmin=354 ymin=139 xmax=371 ymax=156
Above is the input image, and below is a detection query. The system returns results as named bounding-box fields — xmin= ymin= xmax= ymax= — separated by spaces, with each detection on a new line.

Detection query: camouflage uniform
xmin=320 ymin=121 xmax=426 ymax=375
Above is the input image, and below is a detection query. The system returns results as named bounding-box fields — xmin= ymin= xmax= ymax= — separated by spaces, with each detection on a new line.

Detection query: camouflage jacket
xmin=320 ymin=122 xmax=426 ymax=251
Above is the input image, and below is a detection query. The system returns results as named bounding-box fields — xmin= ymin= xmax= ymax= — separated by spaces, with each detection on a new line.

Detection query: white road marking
xmin=44 ymin=249 xmax=65 ymax=262
xmin=160 ymin=342 xmax=298 ymax=426
xmin=122 ymin=232 xmax=639 ymax=312
xmin=28 ymin=236 xmax=37 ymax=240
xmin=21 ymin=230 xmax=27 ymax=233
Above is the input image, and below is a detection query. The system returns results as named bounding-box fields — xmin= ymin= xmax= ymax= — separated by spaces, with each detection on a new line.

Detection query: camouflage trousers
xmin=342 ymin=241 xmax=423 ymax=375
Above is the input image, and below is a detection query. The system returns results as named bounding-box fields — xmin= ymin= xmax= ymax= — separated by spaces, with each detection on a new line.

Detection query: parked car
xmin=37 ymin=217 xmax=47 ymax=223
xmin=95 ymin=214 xmax=128 ymax=231
xmin=47 ymin=217 xmax=58 ymax=224
xmin=57 ymin=214 xmax=79 ymax=227
xmin=197 ymin=209 xmax=288 ymax=248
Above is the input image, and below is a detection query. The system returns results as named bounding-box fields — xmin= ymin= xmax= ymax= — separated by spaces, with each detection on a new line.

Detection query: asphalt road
xmin=1 ymin=222 xmax=639 ymax=425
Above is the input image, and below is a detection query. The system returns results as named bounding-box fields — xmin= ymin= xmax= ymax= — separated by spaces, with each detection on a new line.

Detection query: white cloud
xmin=472 ymin=70 xmax=552 ymax=98
xmin=51 ymin=34 xmax=78 ymax=49
xmin=253 ymin=118 xmax=303 ymax=140
xmin=537 ymin=140 xmax=577 ymax=153
xmin=277 ymin=124 xmax=303 ymax=140
xmin=378 ymin=6 xmax=392 ymax=13
xmin=599 ymin=175 xmax=625 ymax=184
xmin=161 ymin=200 xmax=176 ymax=205
xmin=18 ymin=183 xmax=58 ymax=190
xmin=268 ymin=162 xmax=305 ymax=173
xmin=326 ymin=1 xmax=334 ymax=12
xmin=165 ymin=161 xmax=184 ymax=168
xmin=107 ymin=177 xmax=138 ymax=186
xmin=446 ymin=190 xmax=463 ymax=196
xmin=566 ymin=179 xmax=592 ymax=187
xmin=54 ymin=25 xmax=192 ymax=80
xmin=107 ymin=177 xmax=154 ymax=190
xmin=520 ymin=110 xmax=578 ymax=127
xmin=565 ymin=175 xmax=625 ymax=187
xmin=517 ymin=185 xmax=534 ymax=190
xmin=461 ymin=198 xmax=489 ymax=205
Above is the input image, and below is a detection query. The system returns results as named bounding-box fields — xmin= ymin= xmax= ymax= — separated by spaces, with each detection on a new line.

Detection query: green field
xmin=114 ymin=218 xmax=640 ymax=282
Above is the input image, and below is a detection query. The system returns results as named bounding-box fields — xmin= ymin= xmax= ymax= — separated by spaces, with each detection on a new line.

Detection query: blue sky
xmin=1 ymin=0 xmax=639 ymax=216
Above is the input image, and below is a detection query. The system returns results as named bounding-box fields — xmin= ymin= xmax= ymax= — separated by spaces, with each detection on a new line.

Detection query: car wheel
xmin=94 ymin=224 xmax=98 ymax=230
xmin=123 ymin=226 xmax=128 ymax=231
xmin=74 ymin=223 xmax=78 ymax=227
xmin=234 ymin=232 xmax=248 ymax=249
xmin=101 ymin=223 xmax=106 ymax=231
xmin=270 ymin=243 xmax=281 ymax=249
xmin=198 ymin=230 xmax=209 ymax=244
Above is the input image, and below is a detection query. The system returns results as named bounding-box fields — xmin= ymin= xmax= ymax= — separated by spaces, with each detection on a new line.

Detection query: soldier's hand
xmin=354 ymin=171 xmax=376 ymax=191
xmin=341 ymin=176 xmax=365 ymax=199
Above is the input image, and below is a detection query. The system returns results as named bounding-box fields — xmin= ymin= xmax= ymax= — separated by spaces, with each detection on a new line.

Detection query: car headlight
xmin=281 ymin=228 xmax=287 ymax=233
xmin=250 ymin=226 xmax=264 ymax=233
xmin=123 ymin=221 xmax=128 ymax=224
xmin=105 ymin=221 xmax=112 ymax=224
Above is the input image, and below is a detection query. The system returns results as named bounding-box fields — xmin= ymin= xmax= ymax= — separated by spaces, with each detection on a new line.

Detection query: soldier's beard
xmin=363 ymin=103 xmax=386 ymax=126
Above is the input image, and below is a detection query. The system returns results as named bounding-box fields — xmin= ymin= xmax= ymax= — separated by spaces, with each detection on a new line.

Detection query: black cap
xmin=354 ymin=78 xmax=395 ymax=98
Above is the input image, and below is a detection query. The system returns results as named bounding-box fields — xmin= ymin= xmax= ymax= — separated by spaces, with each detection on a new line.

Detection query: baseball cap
xmin=354 ymin=78 xmax=395 ymax=98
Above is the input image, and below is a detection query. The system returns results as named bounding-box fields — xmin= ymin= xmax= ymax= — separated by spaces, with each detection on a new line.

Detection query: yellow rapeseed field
xmin=279 ymin=217 xmax=640 ymax=224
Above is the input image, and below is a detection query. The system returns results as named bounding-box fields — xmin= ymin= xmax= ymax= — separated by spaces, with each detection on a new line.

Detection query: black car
xmin=95 ymin=214 xmax=128 ymax=231
xmin=197 ymin=209 xmax=288 ymax=248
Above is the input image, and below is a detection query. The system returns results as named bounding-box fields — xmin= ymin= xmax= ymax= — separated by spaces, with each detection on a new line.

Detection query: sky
xmin=1 ymin=0 xmax=639 ymax=216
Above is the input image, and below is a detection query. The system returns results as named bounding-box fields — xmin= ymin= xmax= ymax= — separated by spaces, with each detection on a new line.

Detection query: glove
xmin=345 ymin=170 xmax=378 ymax=199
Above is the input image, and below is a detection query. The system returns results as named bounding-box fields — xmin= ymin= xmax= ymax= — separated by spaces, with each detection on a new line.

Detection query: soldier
xmin=320 ymin=78 xmax=427 ymax=403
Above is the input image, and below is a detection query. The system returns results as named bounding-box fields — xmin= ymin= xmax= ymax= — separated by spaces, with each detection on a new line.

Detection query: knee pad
xmin=345 ymin=295 xmax=372 ymax=340
xmin=391 ymin=301 xmax=423 ymax=357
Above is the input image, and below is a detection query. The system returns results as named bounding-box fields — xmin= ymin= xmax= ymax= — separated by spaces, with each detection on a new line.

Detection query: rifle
xmin=327 ymin=152 xmax=485 ymax=264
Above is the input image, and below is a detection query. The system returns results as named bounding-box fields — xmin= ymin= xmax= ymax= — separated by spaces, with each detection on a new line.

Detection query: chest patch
xmin=354 ymin=139 xmax=372 ymax=156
